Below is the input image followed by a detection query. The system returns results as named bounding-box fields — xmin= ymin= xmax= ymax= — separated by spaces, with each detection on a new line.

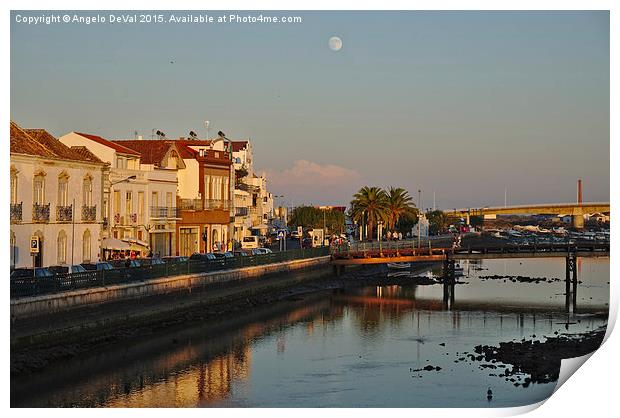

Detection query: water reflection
xmin=11 ymin=257 xmax=609 ymax=408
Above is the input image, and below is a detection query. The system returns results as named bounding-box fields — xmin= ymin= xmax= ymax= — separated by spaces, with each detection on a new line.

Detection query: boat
xmin=387 ymin=262 xmax=411 ymax=270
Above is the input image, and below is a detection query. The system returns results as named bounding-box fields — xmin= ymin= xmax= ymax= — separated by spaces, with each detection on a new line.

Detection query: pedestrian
xmin=398 ymin=232 xmax=403 ymax=240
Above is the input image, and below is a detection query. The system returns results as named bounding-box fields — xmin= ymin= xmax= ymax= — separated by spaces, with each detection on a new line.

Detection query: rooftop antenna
xmin=134 ymin=130 xmax=139 ymax=139
xmin=205 ymin=120 xmax=211 ymax=139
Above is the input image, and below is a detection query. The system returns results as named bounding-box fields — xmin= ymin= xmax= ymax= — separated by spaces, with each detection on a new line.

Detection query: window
xmin=116 ymin=157 xmax=127 ymax=169
xmin=57 ymin=230 xmax=67 ymax=264
xmin=204 ymin=175 xmax=210 ymax=200
xmin=224 ymin=176 xmax=229 ymax=201
xmin=10 ymin=231 xmax=16 ymax=267
xmin=113 ymin=191 xmax=121 ymax=215
xmin=151 ymin=191 xmax=158 ymax=207
xmin=82 ymin=230 xmax=91 ymax=262
xmin=125 ymin=191 xmax=133 ymax=217
xmin=138 ymin=192 xmax=144 ymax=222
xmin=58 ymin=173 xmax=69 ymax=207
xmin=83 ymin=176 xmax=93 ymax=206
xmin=166 ymin=192 xmax=173 ymax=209
xmin=10 ymin=169 xmax=18 ymax=204
xmin=33 ymin=173 xmax=45 ymax=205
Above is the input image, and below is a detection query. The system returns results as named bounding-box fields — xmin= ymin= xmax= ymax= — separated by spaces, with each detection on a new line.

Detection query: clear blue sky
xmin=11 ymin=11 xmax=609 ymax=208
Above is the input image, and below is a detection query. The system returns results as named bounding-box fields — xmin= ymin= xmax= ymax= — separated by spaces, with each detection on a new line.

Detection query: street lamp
xmin=107 ymin=175 xmax=137 ymax=235
xmin=417 ymin=189 xmax=422 ymax=249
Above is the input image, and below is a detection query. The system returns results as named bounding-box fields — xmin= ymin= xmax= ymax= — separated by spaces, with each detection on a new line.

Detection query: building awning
xmin=101 ymin=237 xmax=130 ymax=250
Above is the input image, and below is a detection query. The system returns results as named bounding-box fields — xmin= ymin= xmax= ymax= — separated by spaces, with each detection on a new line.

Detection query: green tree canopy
xmin=289 ymin=206 xmax=345 ymax=235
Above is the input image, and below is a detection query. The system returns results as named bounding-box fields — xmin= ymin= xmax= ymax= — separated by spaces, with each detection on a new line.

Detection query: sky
xmin=10 ymin=11 xmax=609 ymax=209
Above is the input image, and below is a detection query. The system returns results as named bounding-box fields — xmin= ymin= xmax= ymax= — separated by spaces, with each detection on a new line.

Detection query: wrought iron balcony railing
xmin=179 ymin=199 xmax=232 ymax=211
xmin=10 ymin=202 xmax=22 ymax=222
xmin=235 ymin=207 xmax=249 ymax=217
xmin=82 ymin=205 xmax=97 ymax=222
xmin=56 ymin=205 xmax=73 ymax=222
xmin=33 ymin=203 xmax=50 ymax=222
xmin=150 ymin=206 xmax=181 ymax=219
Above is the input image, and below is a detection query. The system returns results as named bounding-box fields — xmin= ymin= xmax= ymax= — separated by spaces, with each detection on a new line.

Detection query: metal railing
xmin=150 ymin=206 xmax=181 ymax=219
xmin=179 ymin=199 xmax=232 ymax=211
xmin=32 ymin=203 xmax=50 ymax=222
xmin=82 ymin=205 xmax=97 ymax=222
xmin=10 ymin=246 xmax=330 ymax=299
xmin=56 ymin=205 xmax=73 ymax=222
xmin=10 ymin=202 xmax=22 ymax=222
xmin=235 ymin=207 xmax=249 ymax=217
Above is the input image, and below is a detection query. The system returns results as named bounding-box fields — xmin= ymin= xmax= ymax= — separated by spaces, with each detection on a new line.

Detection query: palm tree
xmin=350 ymin=186 xmax=389 ymax=240
xmin=385 ymin=187 xmax=418 ymax=232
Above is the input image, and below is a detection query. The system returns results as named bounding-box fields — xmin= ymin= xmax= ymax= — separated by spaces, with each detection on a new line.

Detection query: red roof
xmin=10 ymin=122 xmax=104 ymax=164
xmin=231 ymin=141 xmax=249 ymax=152
xmin=112 ymin=140 xmax=187 ymax=166
xmin=74 ymin=132 xmax=141 ymax=156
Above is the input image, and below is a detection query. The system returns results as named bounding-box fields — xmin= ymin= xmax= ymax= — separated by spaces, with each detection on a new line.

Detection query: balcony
xmin=33 ymin=203 xmax=50 ymax=222
xmin=179 ymin=199 xmax=232 ymax=211
xmin=10 ymin=202 xmax=22 ymax=222
xmin=56 ymin=205 xmax=73 ymax=222
xmin=235 ymin=207 xmax=249 ymax=217
xmin=150 ymin=206 xmax=181 ymax=219
xmin=82 ymin=205 xmax=97 ymax=222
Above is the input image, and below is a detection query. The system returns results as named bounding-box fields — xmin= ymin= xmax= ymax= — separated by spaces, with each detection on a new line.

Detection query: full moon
xmin=328 ymin=36 xmax=343 ymax=51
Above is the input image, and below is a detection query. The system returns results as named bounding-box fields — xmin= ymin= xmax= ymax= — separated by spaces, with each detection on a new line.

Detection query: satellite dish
xmin=218 ymin=130 xmax=226 ymax=138
xmin=189 ymin=131 xmax=197 ymax=138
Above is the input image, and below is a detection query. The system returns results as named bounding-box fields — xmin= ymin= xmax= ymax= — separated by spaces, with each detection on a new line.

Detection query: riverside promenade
xmin=11 ymin=249 xmax=331 ymax=356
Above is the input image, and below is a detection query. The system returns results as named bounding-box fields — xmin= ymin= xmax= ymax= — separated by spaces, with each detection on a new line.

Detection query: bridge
xmin=446 ymin=202 xmax=609 ymax=229
xmin=331 ymin=240 xmax=609 ymax=266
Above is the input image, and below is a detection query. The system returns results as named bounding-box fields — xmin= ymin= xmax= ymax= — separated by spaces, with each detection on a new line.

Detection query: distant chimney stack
xmin=578 ymin=179 xmax=583 ymax=204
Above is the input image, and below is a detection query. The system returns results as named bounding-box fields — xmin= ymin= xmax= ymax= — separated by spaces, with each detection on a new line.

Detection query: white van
xmin=242 ymin=236 xmax=259 ymax=249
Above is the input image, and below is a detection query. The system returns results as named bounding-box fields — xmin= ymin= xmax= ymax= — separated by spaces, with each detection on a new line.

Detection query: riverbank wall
xmin=11 ymin=256 xmax=332 ymax=351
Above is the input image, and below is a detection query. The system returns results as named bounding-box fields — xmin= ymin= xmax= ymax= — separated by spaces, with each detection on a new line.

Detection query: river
xmin=11 ymin=256 xmax=609 ymax=408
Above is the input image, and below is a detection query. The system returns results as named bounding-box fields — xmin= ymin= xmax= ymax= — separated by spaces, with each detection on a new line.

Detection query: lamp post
xmin=106 ymin=175 xmax=137 ymax=258
xmin=417 ymin=189 xmax=422 ymax=249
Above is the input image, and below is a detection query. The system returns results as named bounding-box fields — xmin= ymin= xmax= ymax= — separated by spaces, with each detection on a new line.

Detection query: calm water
xmin=11 ymin=257 xmax=609 ymax=408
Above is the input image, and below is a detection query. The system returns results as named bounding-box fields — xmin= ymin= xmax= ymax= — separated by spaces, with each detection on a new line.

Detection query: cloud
xmin=264 ymin=160 xmax=361 ymax=205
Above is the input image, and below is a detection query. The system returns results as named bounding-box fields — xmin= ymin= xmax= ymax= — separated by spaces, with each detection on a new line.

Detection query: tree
xmin=426 ymin=210 xmax=450 ymax=235
xmin=289 ymin=206 xmax=345 ymax=234
xmin=350 ymin=186 xmax=389 ymax=240
xmin=385 ymin=187 xmax=418 ymax=232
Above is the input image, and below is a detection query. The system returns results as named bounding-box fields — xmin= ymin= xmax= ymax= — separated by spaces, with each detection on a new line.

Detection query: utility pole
xmin=71 ymin=198 xmax=75 ymax=268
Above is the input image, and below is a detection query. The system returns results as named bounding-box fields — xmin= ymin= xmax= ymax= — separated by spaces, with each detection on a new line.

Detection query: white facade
xmin=10 ymin=153 xmax=106 ymax=268
xmin=232 ymin=140 xmax=274 ymax=240
xmin=59 ymin=132 xmax=181 ymax=257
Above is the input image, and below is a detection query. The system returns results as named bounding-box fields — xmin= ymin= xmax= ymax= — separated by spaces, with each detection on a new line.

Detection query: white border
xmin=3 ymin=1 xmax=616 ymax=417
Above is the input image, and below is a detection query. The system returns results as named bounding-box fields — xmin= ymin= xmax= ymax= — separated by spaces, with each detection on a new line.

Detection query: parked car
xmin=10 ymin=267 xmax=54 ymax=279
xmin=189 ymin=252 xmax=218 ymax=262
xmin=81 ymin=262 xmax=115 ymax=271
xmin=253 ymin=248 xmax=273 ymax=255
xmin=290 ymin=230 xmax=301 ymax=239
xmin=233 ymin=250 xmax=251 ymax=257
xmin=48 ymin=265 xmax=88 ymax=275
xmin=163 ymin=256 xmax=189 ymax=264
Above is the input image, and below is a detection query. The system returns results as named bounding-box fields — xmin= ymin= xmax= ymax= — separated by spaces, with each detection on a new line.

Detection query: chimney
xmin=577 ymin=179 xmax=583 ymax=205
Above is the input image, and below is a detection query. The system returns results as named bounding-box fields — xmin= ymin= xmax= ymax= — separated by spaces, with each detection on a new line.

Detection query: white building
xmin=10 ymin=122 xmax=107 ymax=268
xmin=59 ymin=132 xmax=184 ymax=257
xmin=231 ymin=140 xmax=274 ymax=240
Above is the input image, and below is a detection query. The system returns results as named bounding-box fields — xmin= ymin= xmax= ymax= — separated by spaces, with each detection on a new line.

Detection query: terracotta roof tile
xmin=69 ymin=146 xmax=104 ymax=164
xmin=111 ymin=140 xmax=176 ymax=165
xmin=231 ymin=141 xmax=249 ymax=152
xmin=10 ymin=122 xmax=104 ymax=164
xmin=74 ymin=132 xmax=141 ymax=156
